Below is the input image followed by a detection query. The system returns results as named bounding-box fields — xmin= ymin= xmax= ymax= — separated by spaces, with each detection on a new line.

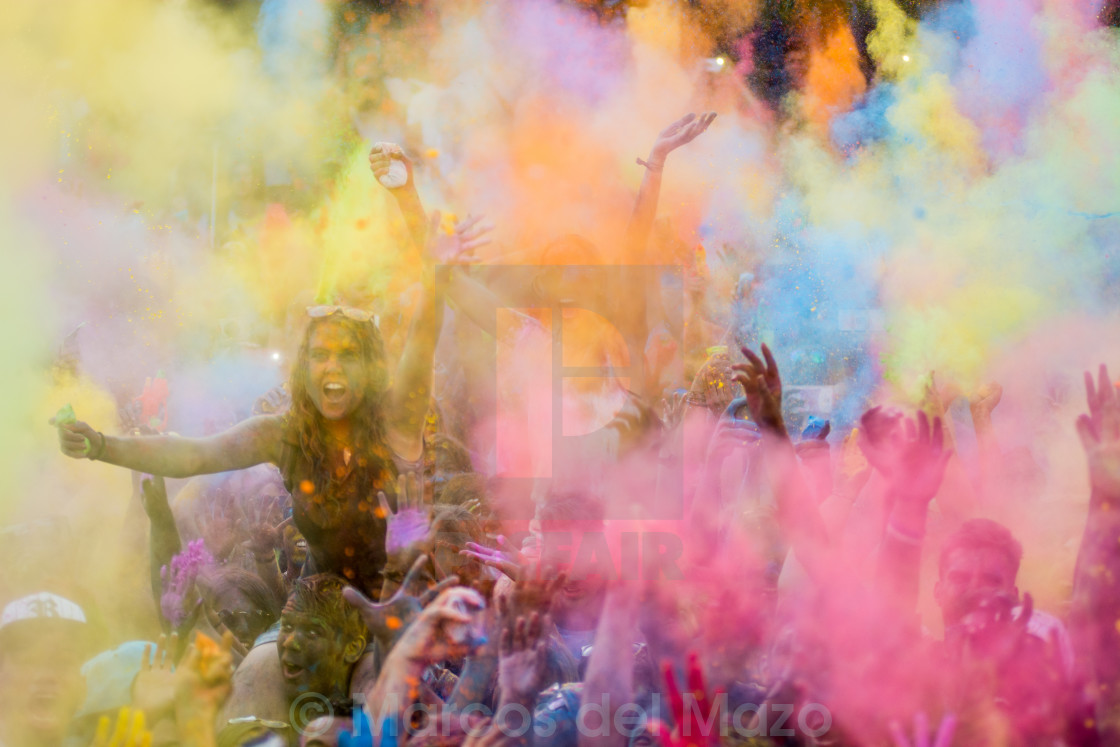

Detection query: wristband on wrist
xmin=88 ymin=431 xmax=107 ymax=461
xmin=636 ymin=157 xmax=663 ymax=172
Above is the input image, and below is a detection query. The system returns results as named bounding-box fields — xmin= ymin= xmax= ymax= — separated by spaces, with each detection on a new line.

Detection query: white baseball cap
xmin=0 ymin=592 xmax=87 ymax=630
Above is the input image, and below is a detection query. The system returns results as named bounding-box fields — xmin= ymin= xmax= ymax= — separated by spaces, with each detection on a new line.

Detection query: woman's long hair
xmin=288 ymin=315 xmax=391 ymax=504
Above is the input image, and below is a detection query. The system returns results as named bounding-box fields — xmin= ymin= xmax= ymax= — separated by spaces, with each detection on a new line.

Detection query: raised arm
xmin=626 ymin=113 xmax=715 ymax=399
xmin=868 ymin=410 xmax=951 ymax=616
xmin=624 ymin=113 xmax=716 ymax=266
xmin=578 ymin=583 xmax=639 ymax=747
xmin=969 ymin=381 xmax=1004 ymax=505
xmin=732 ymin=345 xmax=832 ymax=578
xmin=1070 ymin=365 xmax=1120 ymax=742
xmin=53 ymin=414 xmax=282 ymax=478
xmin=368 ymin=143 xmax=450 ymax=460
xmin=369 ymin=142 xmax=429 ymax=253
xmin=138 ymin=474 xmax=182 ymax=628
xmin=384 ymin=218 xmax=448 ymax=460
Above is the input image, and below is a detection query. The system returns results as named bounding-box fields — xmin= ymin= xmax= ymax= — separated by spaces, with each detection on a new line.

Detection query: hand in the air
xmin=343 ymin=554 xmax=459 ymax=646
xmin=648 ymin=112 xmax=718 ymax=166
xmin=369 ymin=142 xmax=413 ymax=190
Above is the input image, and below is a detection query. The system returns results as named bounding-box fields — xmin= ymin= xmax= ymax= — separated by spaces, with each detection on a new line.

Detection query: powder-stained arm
xmin=872 ymin=412 xmax=952 ymax=616
xmin=385 ymin=220 xmax=447 ymax=461
xmin=733 ymin=345 xmax=833 ymax=580
xmin=625 ymin=113 xmax=716 ymax=399
xmin=368 ymin=143 xmax=448 ymax=460
xmin=54 ymin=414 xmax=283 ymax=478
xmin=623 ymin=113 xmax=717 ymax=267
xmin=1070 ymin=365 xmax=1120 ymax=742
xmin=137 ymin=473 xmax=181 ymax=629
xmin=579 ymin=584 xmax=639 ymax=747
xmin=370 ymin=143 xmax=430 ymax=257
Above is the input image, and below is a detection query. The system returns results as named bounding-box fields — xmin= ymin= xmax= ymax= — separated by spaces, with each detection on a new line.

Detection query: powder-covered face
xmin=305 ymin=321 xmax=368 ymax=422
xmin=538 ymin=527 xmax=610 ymax=618
xmin=276 ymin=604 xmax=357 ymax=700
xmin=935 ymin=546 xmax=1019 ymax=627
xmin=0 ymin=625 xmax=86 ymax=743
xmin=208 ymin=586 xmax=273 ymax=649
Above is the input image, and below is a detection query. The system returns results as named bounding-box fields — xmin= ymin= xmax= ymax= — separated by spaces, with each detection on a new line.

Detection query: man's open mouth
xmin=281 ymin=660 xmax=307 ymax=680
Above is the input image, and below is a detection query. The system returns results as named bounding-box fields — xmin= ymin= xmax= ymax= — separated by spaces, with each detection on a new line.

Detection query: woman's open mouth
xmin=323 ymin=382 xmax=348 ymax=402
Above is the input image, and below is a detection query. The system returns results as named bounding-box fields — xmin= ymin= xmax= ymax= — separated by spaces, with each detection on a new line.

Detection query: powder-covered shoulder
xmin=500 ymin=309 xmax=550 ymax=345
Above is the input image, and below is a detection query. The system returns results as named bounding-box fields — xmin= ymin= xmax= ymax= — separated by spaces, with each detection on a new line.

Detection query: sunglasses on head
xmin=306 ymin=305 xmax=374 ymax=322
xmin=219 ymin=609 xmax=274 ymax=630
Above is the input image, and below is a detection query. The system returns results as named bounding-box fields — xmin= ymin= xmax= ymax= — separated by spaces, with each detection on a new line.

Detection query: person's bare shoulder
xmin=216 ymin=641 xmax=290 ymax=732
xmin=349 ymin=648 xmax=382 ymax=703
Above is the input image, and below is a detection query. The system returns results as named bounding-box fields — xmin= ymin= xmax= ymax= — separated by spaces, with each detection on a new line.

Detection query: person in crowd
xmin=53 ymin=150 xmax=452 ymax=599
xmin=0 ymin=592 xmax=91 ymax=747
xmin=31 ymin=35 xmax=1120 ymax=746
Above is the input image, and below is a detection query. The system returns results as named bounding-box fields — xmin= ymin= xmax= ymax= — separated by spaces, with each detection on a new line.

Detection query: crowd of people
xmin=5 ymin=1 xmax=1120 ymax=747
xmin=5 ymin=116 xmax=1117 ymax=745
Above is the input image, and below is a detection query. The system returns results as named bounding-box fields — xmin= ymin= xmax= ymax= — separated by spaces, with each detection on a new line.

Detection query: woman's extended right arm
xmin=54 ymin=414 xmax=283 ymax=478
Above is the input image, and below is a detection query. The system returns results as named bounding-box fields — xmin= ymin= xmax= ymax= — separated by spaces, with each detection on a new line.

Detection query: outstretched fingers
xmin=418 ymin=574 xmax=461 ymax=607
xmin=342 ymin=585 xmax=376 ymax=618
xmin=663 ymin=113 xmax=697 ymax=137
xmin=760 ymin=343 xmax=779 ymax=380
xmin=740 ymin=346 xmax=764 ymax=372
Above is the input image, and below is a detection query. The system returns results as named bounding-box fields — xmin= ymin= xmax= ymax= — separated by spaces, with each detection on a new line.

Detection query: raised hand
xmin=427 ymin=211 xmax=489 ymax=265
xmin=1082 ymin=364 xmax=1114 ymax=437
xmin=857 ymin=407 xmax=906 ymax=475
xmin=871 ymin=411 xmax=951 ymax=505
xmin=794 ymin=416 xmax=831 ymax=458
xmin=731 ymin=344 xmax=784 ymax=436
xmin=461 ymin=535 xmax=529 ymax=582
xmin=343 ymin=554 xmax=459 ymax=646
xmin=382 ymin=472 xmax=432 ymax=557
xmin=139 ymin=475 xmax=170 ymax=519
xmin=503 ymin=562 xmax=564 ymax=625
xmin=800 ymin=416 xmax=831 ymax=442
xmin=835 ymin=429 xmax=872 ymax=501
xmin=171 ymin=632 xmax=235 ymax=744
xmin=652 ymin=652 xmax=722 ymax=747
xmin=242 ymin=508 xmax=292 ymax=564
xmin=432 ymin=215 xmax=494 ymax=264
xmin=969 ymin=381 xmax=1003 ymax=419
xmin=921 ymin=371 xmax=961 ymax=419
xmin=906 ymin=413 xmax=952 ymax=501
xmin=132 ymin=634 xmax=178 ymax=721
xmin=604 ymin=393 xmax=662 ymax=458
xmin=660 ymin=389 xmax=689 ymax=432
xmin=390 ymin=586 xmax=487 ymax=665
xmin=889 ymin=712 xmax=957 ymax=747
xmin=648 ymin=112 xmax=718 ymax=166
xmin=706 ymin=397 xmax=762 ymax=461
xmin=369 ymin=142 xmax=413 ymax=190
xmin=175 ymin=631 xmax=235 ymax=715
xmin=497 ymin=597 xmax=550 ymax=705
xmin=1076 ymin=364 xmax=1120 ymax=496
